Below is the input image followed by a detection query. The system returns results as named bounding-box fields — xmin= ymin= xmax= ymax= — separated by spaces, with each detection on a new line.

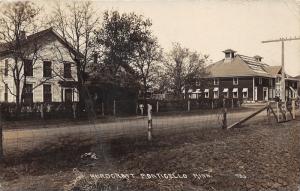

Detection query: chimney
xmin=223 ymin=49 xmax=236 ymax=61
xmin=253 ymin=55 xmax=263 ymax=62
xmin=20 ymin=31 xmax=26 ymax=40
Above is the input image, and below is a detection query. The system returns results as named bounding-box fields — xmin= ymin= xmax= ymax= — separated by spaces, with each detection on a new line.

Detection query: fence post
xmin=267 ymin=102 xmax=270 ymax=118
xmin=0 ymin=104 xmax=3 ymax=161
xmin=188 ymin=100 xmax=190 ymax=111
xmin=231 ymin=99 xmax=234 ymax=108
xmin=222 ymin=108 xmax=227 ymax=129
xmin=72 ymin=103 xmax=77 ymax=119
xmin=101 ymin=102 xmax=104 ymax=116
xmin=156 ymin=101 xmax=159 ymax=113
xmin=147 ymin=104 xmax=152 ymax=141
xmin=276 ymin=102 xmax=280 ymax=122
xmin=292 ymin=100 xmax=296 ymax=120
xmin=211 ymin=100 xmax=214 ymax=109
xmin=113 ymin=100 xmax=116 ymax=116
xmin=40 ymin=103 xmax=44 ymax=119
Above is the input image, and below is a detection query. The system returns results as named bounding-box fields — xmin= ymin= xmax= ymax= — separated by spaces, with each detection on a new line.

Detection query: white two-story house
xmin=0 ymin=28 xmax=79 ymax=105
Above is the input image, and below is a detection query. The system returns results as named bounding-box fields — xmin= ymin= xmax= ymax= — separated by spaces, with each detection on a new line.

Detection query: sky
xmin=93 ymin=0 xmax=300 ymax=76
xmin=7 ymin=0 xmax=300 ymax=76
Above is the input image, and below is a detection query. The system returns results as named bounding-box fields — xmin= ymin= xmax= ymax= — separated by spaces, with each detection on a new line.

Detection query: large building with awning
xmin=187 ymin=49 xmax=299 ymax=102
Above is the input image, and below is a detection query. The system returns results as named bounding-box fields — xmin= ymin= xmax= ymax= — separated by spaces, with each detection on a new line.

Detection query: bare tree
xmin=49 ymin=1 xmax=99 ymax=110
xmin=164 ymin=43 xmax=209 ymax=99
xmin=0 ymin=2 xmax=43 ymax=114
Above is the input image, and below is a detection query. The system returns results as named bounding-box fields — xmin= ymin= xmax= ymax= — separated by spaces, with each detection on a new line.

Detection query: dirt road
xmin=2 ymin=107 xmax=271 ymax=155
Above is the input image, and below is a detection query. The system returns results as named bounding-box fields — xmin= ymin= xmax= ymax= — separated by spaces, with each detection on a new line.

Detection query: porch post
xmin=253 ymin=77 xmax=255 ymax=102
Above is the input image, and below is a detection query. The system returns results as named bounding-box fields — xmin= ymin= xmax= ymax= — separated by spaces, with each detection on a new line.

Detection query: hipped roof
xmin=206 ymin=54 xmax=288 ymax=78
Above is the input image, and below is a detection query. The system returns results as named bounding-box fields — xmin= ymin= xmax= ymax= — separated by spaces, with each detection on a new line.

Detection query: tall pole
xmin=262 ymin=36 xmax=300 ymax=105
xmin=281 ymin=40 xmax=285 ymax=103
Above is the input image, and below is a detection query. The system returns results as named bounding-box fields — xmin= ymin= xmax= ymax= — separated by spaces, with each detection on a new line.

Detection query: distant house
xmin=189 ymin=49 xmax=299 ymax=102
xmin=0 ymin=28 xmax=79 ymax=104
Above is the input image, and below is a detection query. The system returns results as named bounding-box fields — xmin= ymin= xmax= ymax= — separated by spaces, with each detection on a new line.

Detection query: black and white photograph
xmin=0 ymin=0 xmax=299 ymax=190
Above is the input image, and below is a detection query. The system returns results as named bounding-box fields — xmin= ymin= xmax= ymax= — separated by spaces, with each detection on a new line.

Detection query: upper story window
xmin=64 ymin=62 xmax=72 ymax=79
xmin=214 ymin=78 xmax=219 ymax=85
xmin=24 ymin=59 xmax=33 ymax=77
xmin=43 ymin=61 xmax=52 ymax=78
xmin=269 ymin=78 xmax=273 ymax=86
xmin=259 ymin=77 xmax=262 ymax=85
xmin=4 ymin=59 xmax=8 ymax=76
xmin=233 ymin=77 xmax=238 ymax=85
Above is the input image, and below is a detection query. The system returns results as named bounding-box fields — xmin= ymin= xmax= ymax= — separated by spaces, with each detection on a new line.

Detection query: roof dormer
xmin=223 ymin=49 xmax=236 ymax=60
xmin=253 ymin=55 xmax=263 ymax=62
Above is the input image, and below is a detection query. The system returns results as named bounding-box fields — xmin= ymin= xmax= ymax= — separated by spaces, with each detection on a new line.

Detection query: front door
xmin=263 ymin=87 xmax=268 ymax=101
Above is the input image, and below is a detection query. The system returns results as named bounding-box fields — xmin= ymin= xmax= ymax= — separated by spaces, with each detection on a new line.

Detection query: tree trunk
xmin=76 ymin=60 xmax=85 ymax=117
xmin=0 ymin=108 xmax=3 ymax=161
xmin=15 ymin=81 xmax=21 ymax=117
xmin=143 ymin=79 xmax=148 ymax=115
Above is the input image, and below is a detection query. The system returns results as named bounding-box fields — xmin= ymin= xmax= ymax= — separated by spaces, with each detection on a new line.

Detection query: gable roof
xmin=206 ymin=54 xmax=272 ymax=78
xmin=264 ymin=66 xmax=281 ymax=76
xmin=0 ymin=27 xmax=83 ymax=58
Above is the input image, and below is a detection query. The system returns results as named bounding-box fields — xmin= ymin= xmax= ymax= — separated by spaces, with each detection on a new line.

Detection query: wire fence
xmin=0 ymin=99 xmax=299 ymax=158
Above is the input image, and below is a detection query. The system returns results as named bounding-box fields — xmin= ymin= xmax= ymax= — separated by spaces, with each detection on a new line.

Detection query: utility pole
xmin=262 ymin=37 xmax=300 ymax=109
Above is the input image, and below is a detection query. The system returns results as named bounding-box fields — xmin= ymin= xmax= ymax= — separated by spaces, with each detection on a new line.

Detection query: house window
xmin=43 ymin=84 xmax=52 ymax=103
xmin=24 ymin=59 xmax=33 ymax=76
xmin=4 ymin=83 xmax=8 ymax=102
xmin=204 ymin=89 xmax=209 ymax=98
xmin=242 ymin=88 xmax=248 ymax=98
xmin=214 ymin=78 xmax=219 ymax=85
xmin=223 ymin=88 xmax=229 ymax=98
xmin=65 ymin=88 xmax=73 ymax=103
xmin=64 ymin=62 xmax=72 ymax=78
xmin=23 ymin=83 xmax=33 ymax=105
xmin=4 ymin=59 xmax=8 ymax=76
xmin=269 ymin=78 xmax=273 ymax=87
xmin=233 ymin=78 xmax=238 ymax=85
xmin=232 ymin=88 xmax=238 ymax=98
xmin=258 ymin=77 xmax=262 ymax=85
xmin=213 ymin=87 xmax=219 ymax=99
xmin=43 ymin=61 xmax=52 ymax=78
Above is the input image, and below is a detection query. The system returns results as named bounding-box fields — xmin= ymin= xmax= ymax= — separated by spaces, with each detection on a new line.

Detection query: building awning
xmin=223 ymin=88 xmax=229 ymax=93
xmin=242 ymin=88 xmax=248 ymax=92
xmin=204 ymin=89 xmax=209 ymax=93
xmin=232 ymin=88 xmax=238 ymax=92
xmin=213 ymin=87 xmax=219 ymax=91
xmin=188 ymin=89 xmax=193 ymax=93
xmin=195 ymin=89 xmax=201 ymax=93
